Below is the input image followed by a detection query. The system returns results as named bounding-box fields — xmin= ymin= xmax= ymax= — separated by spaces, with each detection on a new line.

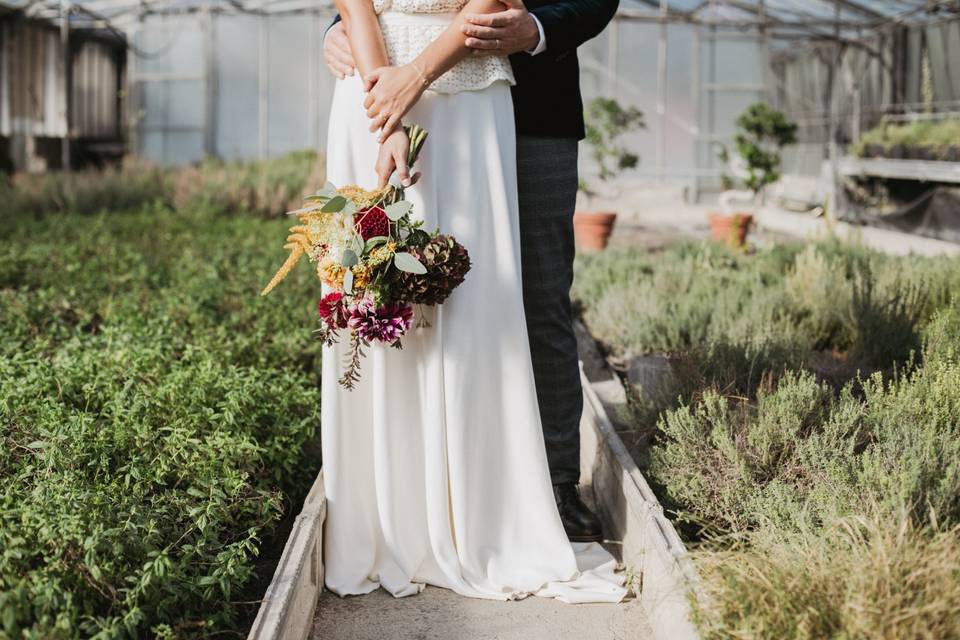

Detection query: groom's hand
xmin=324 ymin=22 xmax=356 ymax=79
xmin=463 ymin=0 xmax=541 ymax=56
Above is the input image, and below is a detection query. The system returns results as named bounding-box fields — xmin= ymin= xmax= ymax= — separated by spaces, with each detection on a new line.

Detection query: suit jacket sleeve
xmin=530 ymin=0 xmax=619 ymax=57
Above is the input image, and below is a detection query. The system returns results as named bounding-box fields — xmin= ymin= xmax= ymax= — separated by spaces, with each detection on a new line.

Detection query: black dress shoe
xmin=553 ymin=483 xmax=604 ymax=543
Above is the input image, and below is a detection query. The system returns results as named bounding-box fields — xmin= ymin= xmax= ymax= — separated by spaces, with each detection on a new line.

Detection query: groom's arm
xmin=464 ymin=0 xmax=618 ymax=58
xmin=530 ymin=0 xmax=619 ymax=55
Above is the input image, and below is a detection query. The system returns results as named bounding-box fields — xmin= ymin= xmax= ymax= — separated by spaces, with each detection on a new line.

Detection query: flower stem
xmin=405 ymin=124 xmax=429 ymax=168
xmin=338 ymin=331 xmax=367 ymax=389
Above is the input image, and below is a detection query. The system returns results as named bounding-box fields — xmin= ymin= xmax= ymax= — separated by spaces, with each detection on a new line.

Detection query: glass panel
xmin=266 ymin=15 xmax=313 ymax=156
xmin=214 ymin=14 xmax=261 ymax=160
xmin=134 ymin=17 xmax=205 ymax=76
xmin=139 ymin=79 xmax=204 ymax=128
xmin=141 ymin=130 xmax=204 ymax=166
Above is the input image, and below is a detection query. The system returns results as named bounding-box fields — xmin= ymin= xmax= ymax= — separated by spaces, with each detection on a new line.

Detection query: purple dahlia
xmin=347 ymin=298 xmax=414 ymax=344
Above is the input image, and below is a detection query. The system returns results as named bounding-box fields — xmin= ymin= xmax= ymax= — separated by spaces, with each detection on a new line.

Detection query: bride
xmin=322 ymin=0 xmax=626 ymax=603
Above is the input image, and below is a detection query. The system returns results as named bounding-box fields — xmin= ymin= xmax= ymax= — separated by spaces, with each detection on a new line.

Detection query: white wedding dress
xmin=321 ymin=0 xmax=626 ymax=604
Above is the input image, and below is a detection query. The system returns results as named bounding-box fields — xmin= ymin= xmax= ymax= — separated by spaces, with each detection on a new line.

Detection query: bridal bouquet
xmin=261 ymin=125 xmax=471 ymax=389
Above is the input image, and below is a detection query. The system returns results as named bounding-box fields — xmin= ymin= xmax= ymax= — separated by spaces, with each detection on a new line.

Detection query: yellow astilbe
xmin=260 ymin=185 xmax=389 ymax=296
xmin=261 ymin=243 xmax=304 ymax=296
xmin=338 ymin=184 xmax=391 ymax=209
xmin=261 ymin=219 xmax=325 ymax=295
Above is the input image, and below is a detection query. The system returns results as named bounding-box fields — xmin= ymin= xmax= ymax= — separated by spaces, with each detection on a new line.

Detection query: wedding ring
xmin=496 ymin=38 xmax=501 ymax=50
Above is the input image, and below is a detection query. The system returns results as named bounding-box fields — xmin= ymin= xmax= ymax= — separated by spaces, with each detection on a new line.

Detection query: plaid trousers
xmin=516 ymin=136 xmax=582 ymax=486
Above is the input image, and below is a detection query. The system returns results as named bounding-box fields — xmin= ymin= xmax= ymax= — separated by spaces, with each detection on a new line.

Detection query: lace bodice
xmin=374 ymin=0 xmax=466 ymax=12
xmin=374 ymin=3 xmax=515 ymax=95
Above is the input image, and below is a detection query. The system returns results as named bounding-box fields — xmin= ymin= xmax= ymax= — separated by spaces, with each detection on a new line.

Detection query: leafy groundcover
xmin=1 ymin=203 xmax=323 ymax=638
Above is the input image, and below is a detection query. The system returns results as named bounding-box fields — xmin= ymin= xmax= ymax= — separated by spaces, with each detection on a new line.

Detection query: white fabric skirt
xmin=321 ymin=72 xmax=626 ymax=604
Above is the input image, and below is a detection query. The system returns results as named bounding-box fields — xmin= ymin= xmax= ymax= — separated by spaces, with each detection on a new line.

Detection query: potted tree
xmin=711 ymin=102 xmax=797 ymax=248
xmin=575 ymin=98 xmax=645 ymax=252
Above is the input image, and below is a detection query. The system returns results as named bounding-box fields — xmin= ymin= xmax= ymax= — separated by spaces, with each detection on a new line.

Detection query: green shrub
xmin=574 ymin=242 xmax=803 ymax=359
xmin=0 ymin=204 xmax=323 ymax=637
xmin=651 ymin=304 xmax=960 ymax=536
xmin=575 ymin=241 xmax=958 ymax=387
xmin=853 ymin=118 xmax=960 ymax=158
xmin=0 ymin=160 xmax=171 ymax=221
xmin=173 ymin=151 xmax=325 ymax=218
xmin=719 ymin=102 xmax=797 ymax=194
xmin=783 ymin=244 xmax=854 ymax=349
xmin=693 ymin=514 xmax=960 ymax=640
xmin=576 ymin=242 xmax=960 ymax=637
xmin=650 ymin=371 xmax=834 ymax=533
xmin=0 ymin=150 xmax=325 ymax=222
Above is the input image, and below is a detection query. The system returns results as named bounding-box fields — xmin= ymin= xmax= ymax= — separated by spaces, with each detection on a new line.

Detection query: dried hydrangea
xmin=396 ymin=235 xmax=471 ymax=305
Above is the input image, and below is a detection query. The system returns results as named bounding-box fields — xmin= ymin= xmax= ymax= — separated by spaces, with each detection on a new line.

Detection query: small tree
xmin=580 ymin=98 xmax=645 ymax=198
xmin=719 ymin=102 xmax=798 ymax=196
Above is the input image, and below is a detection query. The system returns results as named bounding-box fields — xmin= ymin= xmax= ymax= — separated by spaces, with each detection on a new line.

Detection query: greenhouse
xmin=5 ymin=1 xmax=960 ymax=185
xmin=3 ymin=1 xmax=960 ymax=639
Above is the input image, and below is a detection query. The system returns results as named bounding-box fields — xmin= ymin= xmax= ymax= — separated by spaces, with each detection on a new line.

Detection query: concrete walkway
xmin=310 ymin=487 xmax=654 ymax=640
xmin=312 ymin=585 xmax=651 ymax=640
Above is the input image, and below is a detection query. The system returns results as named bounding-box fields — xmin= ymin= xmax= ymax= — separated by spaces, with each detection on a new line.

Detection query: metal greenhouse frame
xmin=7 ymin=0 xmax=960 ymax=204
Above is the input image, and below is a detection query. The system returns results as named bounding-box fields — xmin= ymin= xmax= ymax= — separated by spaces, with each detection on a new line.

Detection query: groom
xmin=324 ymin=0 xmax=619 ymax=543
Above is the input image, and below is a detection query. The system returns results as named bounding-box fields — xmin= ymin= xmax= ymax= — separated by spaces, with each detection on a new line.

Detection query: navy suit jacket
xmin=512 ymin=0 xmax=618 ymax=139
xmin=331 ymin=0 xmax=618 ymax=140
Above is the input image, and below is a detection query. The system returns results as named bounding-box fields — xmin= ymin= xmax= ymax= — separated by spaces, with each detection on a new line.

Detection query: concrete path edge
xmin=577 ymin=328 xmax=701 ymax=640
xmin=248 ymin=471 xmax=326 ymax=640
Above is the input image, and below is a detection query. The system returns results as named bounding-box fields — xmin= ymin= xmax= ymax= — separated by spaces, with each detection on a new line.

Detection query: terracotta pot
xmin=708 ymin=212 xmax=753 ymax=248
xmin=574 ymin=211 xmax=617 ymax=252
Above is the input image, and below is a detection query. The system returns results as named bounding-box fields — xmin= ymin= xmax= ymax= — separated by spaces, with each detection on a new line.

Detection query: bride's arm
xmin=363 ymin=0 xmax=506 ymax=141
xmin=336 ymin=0 xmax=417 ymax=188
xmin=334 ymin=0 xmax=389 ymax=77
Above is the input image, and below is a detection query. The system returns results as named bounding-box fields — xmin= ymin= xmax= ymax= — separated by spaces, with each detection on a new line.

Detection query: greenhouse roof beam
xmin=706 ymin=0 xmax=884 ymax=22
xmin=17 ymin=0 xmax=958 ymax=28
xmin=696 ymin=0 xmax=862 ymax=32
xmin=830 ymin=0 xmax=886 ymax=20
xmin=626 ymin=0 xmax=693 ymax=18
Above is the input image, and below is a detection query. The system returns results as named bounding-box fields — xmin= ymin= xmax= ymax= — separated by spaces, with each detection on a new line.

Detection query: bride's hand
xmin=364 ymin=63 xmax=429 ymax=142
xmin=375 ymin=129 xmax=422 ymax=189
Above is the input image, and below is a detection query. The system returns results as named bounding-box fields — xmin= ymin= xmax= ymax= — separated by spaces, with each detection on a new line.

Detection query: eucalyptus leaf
xmin=385 ymin=201 xmax=412 ymax=221
xmin=351 ymin=234 xmax=365 ymax=256
xmin=341 ymin=199 xmax=357 ymax=217
xmin=364 ymin=236 xmax=390 ymax=251
xmin=393 ymin=252 xmax=427 ymax=275
xmin=321 ymin=195 xmax=347 ymax=213
xmin=343 ymin=269 xmax=354 ymax=294
xmin=341 ymin=249 xmax=359 ymax=267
